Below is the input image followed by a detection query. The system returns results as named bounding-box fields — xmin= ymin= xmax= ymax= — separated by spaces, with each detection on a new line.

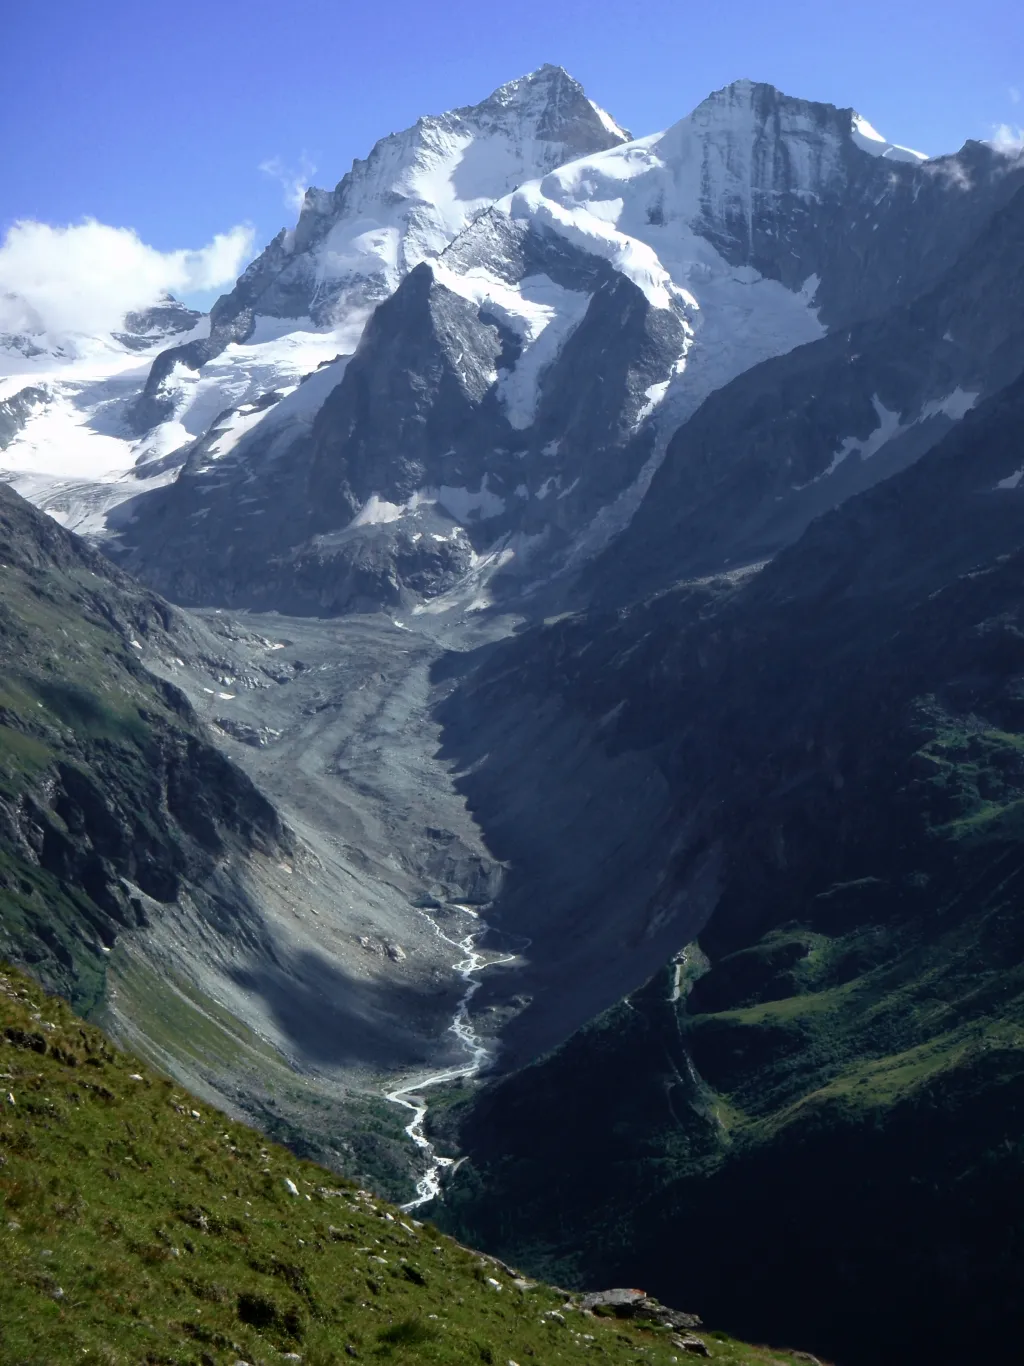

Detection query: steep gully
xmin=386 ymin=905 xmax=531 ymax=1210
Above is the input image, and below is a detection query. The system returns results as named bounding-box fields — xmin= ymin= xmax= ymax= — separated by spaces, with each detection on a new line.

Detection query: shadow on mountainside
xmin=228 ymin=941 xmax=460 ymax=1072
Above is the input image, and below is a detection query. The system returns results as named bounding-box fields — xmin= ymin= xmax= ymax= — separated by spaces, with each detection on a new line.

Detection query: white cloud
xmin=259 ymin=153 xmax=317 ymax=214
xmin=991 ymin=122 xmax=1024 ymax=155
xmin=0 ymin=218 xmax=254 ymax=338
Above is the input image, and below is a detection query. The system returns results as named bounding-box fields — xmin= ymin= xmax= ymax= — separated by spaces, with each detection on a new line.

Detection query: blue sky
xmin=1 ymin=0 xmax=1020 ymax=312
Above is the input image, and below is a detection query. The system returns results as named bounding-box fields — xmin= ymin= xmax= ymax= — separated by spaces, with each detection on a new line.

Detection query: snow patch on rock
xmin=799 ymin=388 xmax=980 ymax=490
xmin=851 ymin=114 xmax=928 ymax=164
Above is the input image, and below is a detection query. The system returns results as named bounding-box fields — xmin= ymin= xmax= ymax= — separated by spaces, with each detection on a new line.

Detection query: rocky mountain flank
xmin=0 ymin=485 xmax=494 ymax=1197
xmin=430 ymin=372 xmax=1024 ymax=1366
xmin=0 ymin=481 xmax=288 ymax=1012
xmin=590 ymin=179 xmax=1024 ymax=601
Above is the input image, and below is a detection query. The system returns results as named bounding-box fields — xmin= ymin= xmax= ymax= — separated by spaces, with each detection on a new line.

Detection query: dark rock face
xmin=306 ymin=264 xmax=512 ymax=526
xmin=590 ymin=182 xmax=1024 ymax=604
xmin=108 ymin=373 xmax=480 ymax=615
xmin=679 ymin=83 xmax=1024 ymax=329
xmin=0 ymin=482 xmax=289 ymax=1010
xmin=0 ymin=387 xmax=48 ymax=451
xmin=112 ymin=295 xmax=204 ymax=352
xmin=432 ymin=374 xmax=1024 ymax=1366
xmin=286 ymin=516 xmax=477 ymax=616
xmin=306 ymin=259 xmax=689 ymax=527
xmin=115 ymin=255 xmax=691 ymax=612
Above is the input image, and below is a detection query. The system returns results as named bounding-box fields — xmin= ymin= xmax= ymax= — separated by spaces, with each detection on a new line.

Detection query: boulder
xmin=580 ymin=1289 xmax=647 ymax=1313
xmin=580 ymin=1288 xmax=702 ymax=1331
xmin=671 ymin=1334 xmax=711 ymax=1357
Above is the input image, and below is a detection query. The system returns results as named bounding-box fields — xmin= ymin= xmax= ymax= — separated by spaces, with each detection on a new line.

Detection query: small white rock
xmin=283 ymin=1178 xmax=300 ymax=1196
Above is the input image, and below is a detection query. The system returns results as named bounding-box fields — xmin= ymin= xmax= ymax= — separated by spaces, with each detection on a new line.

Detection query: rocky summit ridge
xmin=129 ymin=64 xmax=630 ymax=433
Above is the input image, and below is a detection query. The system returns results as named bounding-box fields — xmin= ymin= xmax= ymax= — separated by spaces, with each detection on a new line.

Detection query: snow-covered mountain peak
xmin=462 ymin=63 xmax=581 ymax=120
xmin=412 ymin=78 xmax=953 ymax=470
xmin=197 ymin=65 xmax=631 ymax=341
xmin=662 ymin=80 xmax=848 ymax=192
xmin=467 ymin=63 xmax=632 ymax=148
xmin=14 ymin=65 xmax=1017 ymax=597
xmin=119 ymin=66 xmax=632 ymax=442
xmin=483 ymin=62 xmax=578 ymax=107
xmin=661 ymin=79 xmax=926 ymax=186
xmin=0 ymin=294 xmax=205 ymax=374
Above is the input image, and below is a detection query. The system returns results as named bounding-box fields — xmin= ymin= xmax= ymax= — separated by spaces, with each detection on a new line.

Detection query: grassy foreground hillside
xmin=0 ymin=963 xmax=817 ymax=1366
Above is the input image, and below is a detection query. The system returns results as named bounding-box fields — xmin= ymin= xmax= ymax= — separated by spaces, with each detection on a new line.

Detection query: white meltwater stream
xmin=386 ymin=906 xmax=524 ymax=1212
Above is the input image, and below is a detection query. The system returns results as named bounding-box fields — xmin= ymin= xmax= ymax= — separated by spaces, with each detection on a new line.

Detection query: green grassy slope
xmin=0 ymin=963 xmax=817 ymax=1366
